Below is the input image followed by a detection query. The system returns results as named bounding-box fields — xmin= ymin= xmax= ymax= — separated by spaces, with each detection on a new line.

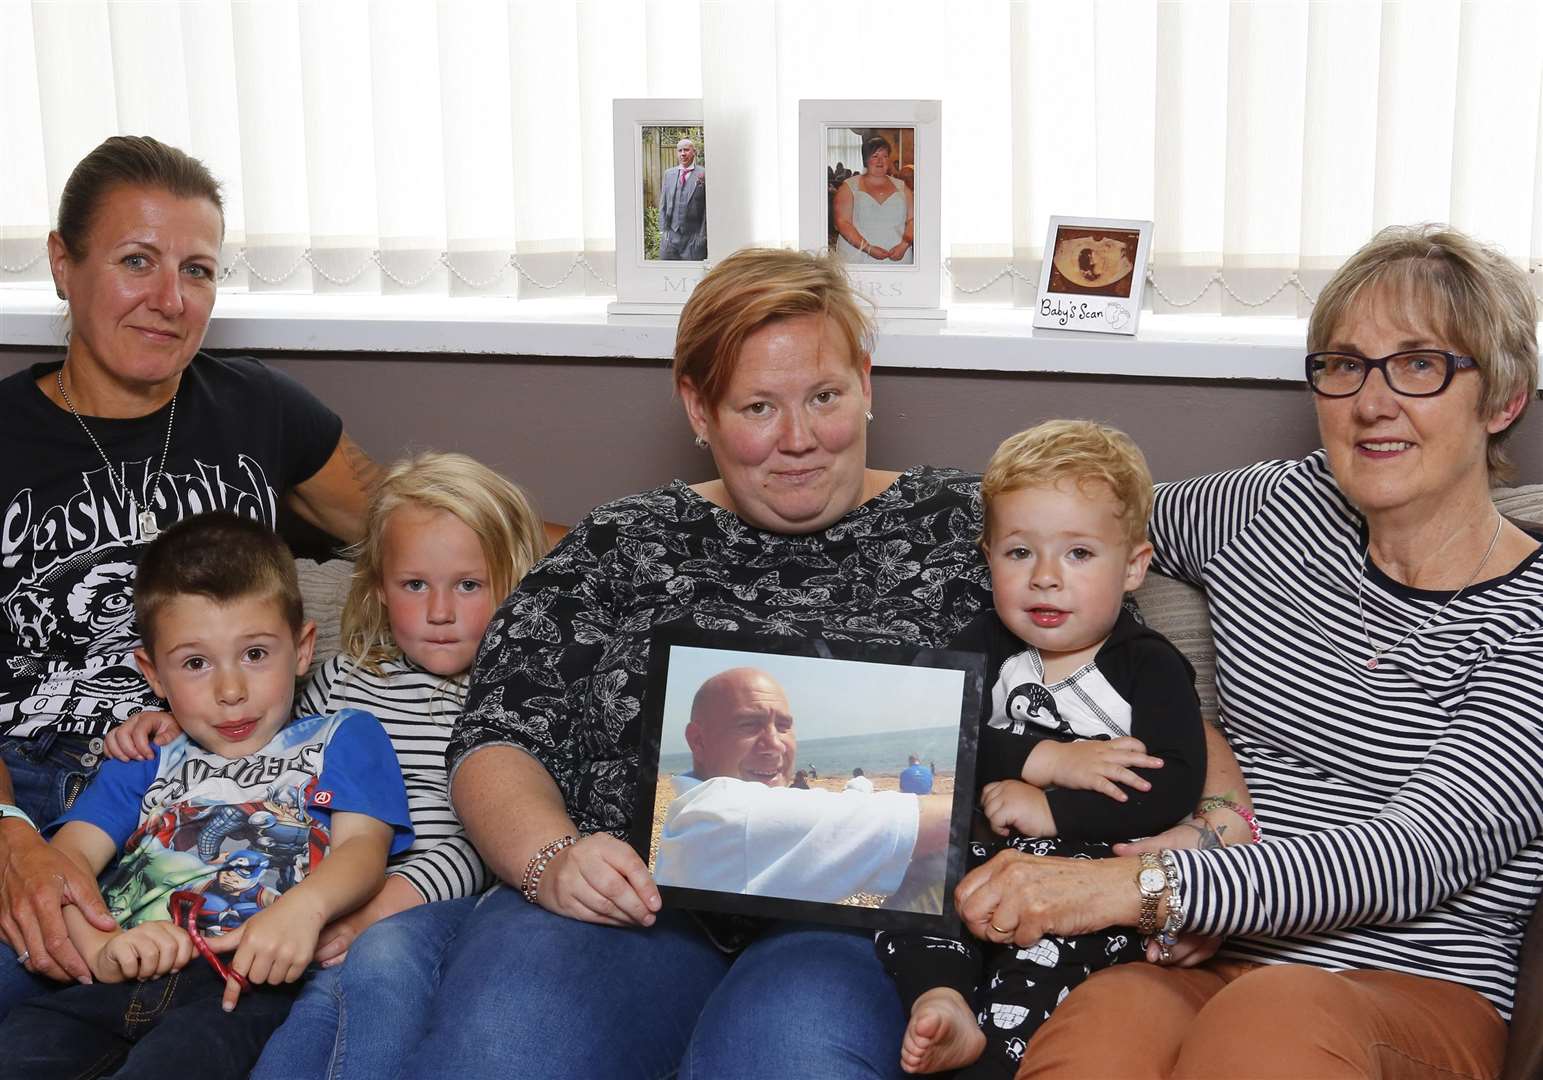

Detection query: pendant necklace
xmin=1356 ymin=513 xmax=1503 ymax=671
xmin=56 ymin=368 xmax=177 ymax=544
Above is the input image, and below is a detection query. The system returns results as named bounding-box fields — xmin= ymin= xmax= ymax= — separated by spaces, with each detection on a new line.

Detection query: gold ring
xmin=990 ymin=922 xmax=1009 ymax=934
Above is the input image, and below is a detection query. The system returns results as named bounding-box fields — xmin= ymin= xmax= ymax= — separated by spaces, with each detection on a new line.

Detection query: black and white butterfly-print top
xmin=449 ymin=467 xmax=992 ymax=837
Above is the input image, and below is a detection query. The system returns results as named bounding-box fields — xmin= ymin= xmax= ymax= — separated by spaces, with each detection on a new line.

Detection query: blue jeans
xmin=680 ymin=921 xmax=910 ymax=1080
xmin=0 ymin=961 xmax=299 ymax=1080
xmin=0 ymin=732 xmax=104 ymax=1019
xmin=0 ymin=731 xmax=103 ymax=829
xmin=0 ymin=939 xmax=55 ymax=1022
xmin=387 ymin=885 xmax=908 ymax=1080
xmin=250 ymin=896 xmax=478 ymax=1080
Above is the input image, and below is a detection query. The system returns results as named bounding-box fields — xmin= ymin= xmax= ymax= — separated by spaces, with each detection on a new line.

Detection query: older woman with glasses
xmin=952 ymin=225 xmax=1541 ymax=1078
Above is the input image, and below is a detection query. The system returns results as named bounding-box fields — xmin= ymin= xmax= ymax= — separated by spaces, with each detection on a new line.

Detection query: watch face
xmin=1139 ymin=868 xmax=1166 ymax=893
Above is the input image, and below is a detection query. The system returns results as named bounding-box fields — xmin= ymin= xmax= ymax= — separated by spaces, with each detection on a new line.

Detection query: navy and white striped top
xmin=297 ymin=654 xmax=488 ymax=905
xmin=1156 ymin=452 xmax=1543 ymax=1018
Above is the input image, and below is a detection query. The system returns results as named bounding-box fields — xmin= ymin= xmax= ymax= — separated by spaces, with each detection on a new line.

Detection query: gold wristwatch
xmin=1137 ymin=852 xmax=1166 ymax=936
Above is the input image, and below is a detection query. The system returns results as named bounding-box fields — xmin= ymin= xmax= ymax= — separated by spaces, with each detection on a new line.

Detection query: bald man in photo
xmin=653 ymin=667 xmax=950 ymax=910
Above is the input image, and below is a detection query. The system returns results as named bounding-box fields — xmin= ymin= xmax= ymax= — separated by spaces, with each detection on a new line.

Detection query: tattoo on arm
xmin=1180 ymin=816 xmax=1228 ymax=850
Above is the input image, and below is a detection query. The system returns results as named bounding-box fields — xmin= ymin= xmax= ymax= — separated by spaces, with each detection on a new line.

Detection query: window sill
xmin=8 ymin=285 xmax=1525 ymax=386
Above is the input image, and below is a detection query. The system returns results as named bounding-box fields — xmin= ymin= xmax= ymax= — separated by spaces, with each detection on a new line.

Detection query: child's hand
xmin=1025 ymin=737 xmax=1162 ymax=801
xmin=315 ymin=875 xmax=425 ymax=968
xmin=104 ymin=710 xmax=183 ymax=761
xmin=980 ymin=780 xmax=1056 ymax=837
xmin=93 ymin=921 xmax=194 ymax=983
xmin=207 ymin=897 xmax=327 ymax=1011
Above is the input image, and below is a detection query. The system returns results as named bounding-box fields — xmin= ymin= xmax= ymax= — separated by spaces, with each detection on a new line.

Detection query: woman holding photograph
xmin=834 ymin=135 xmax=914 ymax=265
xmin=382 ymin=248 xmax=978 ymax=1078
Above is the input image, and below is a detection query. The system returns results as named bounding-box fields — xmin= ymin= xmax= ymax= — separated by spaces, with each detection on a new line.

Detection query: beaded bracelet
xmin=1196 ymin=795 xmax=1263 ymax=844
xmin=1156 ymin=850 xmax=1185 ymax=962
xmin=520 ymin=834 xmax=578 ymax=904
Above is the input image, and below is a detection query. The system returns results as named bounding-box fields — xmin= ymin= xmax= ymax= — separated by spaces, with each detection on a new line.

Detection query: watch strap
xmin=1136 ymin=852 xmax=1163 ymax=936
xmin=0 ymin=803 xmax=37 ymax=831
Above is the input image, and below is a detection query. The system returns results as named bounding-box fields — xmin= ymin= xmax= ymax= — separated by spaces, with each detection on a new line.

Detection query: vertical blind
xmin=2 ymin=0 xmax=1539 ymax=314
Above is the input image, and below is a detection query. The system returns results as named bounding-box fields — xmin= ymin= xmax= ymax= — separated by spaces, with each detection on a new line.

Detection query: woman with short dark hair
xmin=833 ymin=135 xmax=915 ymax=264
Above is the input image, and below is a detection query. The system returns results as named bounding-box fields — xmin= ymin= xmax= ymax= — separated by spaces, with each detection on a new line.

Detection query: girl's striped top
xmin=1154 ymin=452 xmax=1543 ymax=1018
xmin=297 ymin=654 xmax=488 ymax=904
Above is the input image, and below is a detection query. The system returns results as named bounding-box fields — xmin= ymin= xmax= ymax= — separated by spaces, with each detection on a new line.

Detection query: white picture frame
xmin=798 ymin=99 xmax=943 ymax=319
xmin=609 ymin=98 xmax=708 ymax=314
xmin=1032 ymin=216 xmax=1153 ymax=336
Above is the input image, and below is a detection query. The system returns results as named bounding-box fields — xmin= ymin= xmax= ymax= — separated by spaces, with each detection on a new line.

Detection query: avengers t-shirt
xmin=49 ymin=710 xmax=412 ymax=931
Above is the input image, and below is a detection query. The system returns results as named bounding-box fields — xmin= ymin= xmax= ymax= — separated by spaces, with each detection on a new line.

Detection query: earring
xmin=694 ymin=434 xmax=708 ymax=450
xmin=865 ymin=411 xmax=874 ymax=423
xmin=56 ymin=289 xmax=65 ymax=300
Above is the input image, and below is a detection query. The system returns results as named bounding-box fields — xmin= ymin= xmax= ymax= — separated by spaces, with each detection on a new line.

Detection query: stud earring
xmin=694 ymin=434 xmax=708 ymax=450
xmin=865 ymin=411 xmax=874 ymax=423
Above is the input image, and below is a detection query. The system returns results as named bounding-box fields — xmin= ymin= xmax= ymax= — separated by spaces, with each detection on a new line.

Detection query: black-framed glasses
xmin=1305 ymin=350 xmax=1478 ymax=398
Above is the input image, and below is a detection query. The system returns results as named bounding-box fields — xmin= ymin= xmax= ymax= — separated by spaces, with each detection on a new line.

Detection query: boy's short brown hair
xmin=133 ymin=512 xmax=304 ymax=654
xmin=981 ymin=420 xmax=1154 ymax=548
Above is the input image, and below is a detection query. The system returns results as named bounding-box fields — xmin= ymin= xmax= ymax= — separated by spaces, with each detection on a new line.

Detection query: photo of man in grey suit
xmin=658 ymin=137 xmax=707 ymax=261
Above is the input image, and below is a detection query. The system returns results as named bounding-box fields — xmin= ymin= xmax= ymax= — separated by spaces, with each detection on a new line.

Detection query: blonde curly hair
xmin=981 ymin=420 xmax=1154 ymax=549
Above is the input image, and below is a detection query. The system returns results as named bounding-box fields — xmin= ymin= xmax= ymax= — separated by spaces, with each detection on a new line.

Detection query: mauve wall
xmin=5 ymin=347 xmax=1539 ymax=526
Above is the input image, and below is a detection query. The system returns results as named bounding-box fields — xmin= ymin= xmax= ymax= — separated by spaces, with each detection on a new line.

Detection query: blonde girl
xmin=248 ymin=451 xmax=547 ymax=1079
xmin=306 ymin=450 xmax=547 ymax=949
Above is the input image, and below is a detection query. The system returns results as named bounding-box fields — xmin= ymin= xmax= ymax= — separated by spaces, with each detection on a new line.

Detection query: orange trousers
xmin=1017 ymin=960 xmax=1506 ymax=1080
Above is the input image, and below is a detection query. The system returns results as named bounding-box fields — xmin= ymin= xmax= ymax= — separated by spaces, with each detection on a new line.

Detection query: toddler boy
xmin=0 ymin=512 xmax=411 ymax=1080
xmin=878 ymin=420 xmax=1207 ymax=1077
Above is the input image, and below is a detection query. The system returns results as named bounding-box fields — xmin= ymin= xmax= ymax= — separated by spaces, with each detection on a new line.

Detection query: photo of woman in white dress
xmin=831 ymin=133 xmax=914 ymax=265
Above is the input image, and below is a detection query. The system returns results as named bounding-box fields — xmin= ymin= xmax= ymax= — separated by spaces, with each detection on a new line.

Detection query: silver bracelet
xmin=1156 ymin=849 xmax=1185 ymax=961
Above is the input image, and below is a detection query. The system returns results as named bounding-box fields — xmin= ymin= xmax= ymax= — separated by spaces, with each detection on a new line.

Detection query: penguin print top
xmin=952 ymin=606 xmax=1207 ymax=842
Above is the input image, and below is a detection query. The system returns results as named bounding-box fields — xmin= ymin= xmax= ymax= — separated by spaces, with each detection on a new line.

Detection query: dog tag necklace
xmin=56 ymin=368 xmax=177 ymax=543
xmin=1356 ymin=513 xmax=1502 ymax=670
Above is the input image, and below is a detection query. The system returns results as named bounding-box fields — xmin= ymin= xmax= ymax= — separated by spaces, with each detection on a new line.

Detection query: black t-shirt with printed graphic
xmin=0 ymin=355 xmax=341 ymax=738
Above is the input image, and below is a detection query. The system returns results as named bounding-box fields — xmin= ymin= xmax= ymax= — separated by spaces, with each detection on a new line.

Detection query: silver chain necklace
xmin=1357 ymin=513 xmax=1503 ymax=670
xmin=56 ymin=368 xmax=176 ymax=544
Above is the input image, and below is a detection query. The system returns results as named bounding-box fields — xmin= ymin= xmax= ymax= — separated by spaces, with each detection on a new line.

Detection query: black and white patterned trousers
xmin=876 ymin=835 xmax=1144 ymax=1079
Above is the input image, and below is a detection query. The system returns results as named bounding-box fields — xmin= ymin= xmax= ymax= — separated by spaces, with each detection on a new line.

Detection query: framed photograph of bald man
xmin=609 ymin=98 xmax=709 ymax=314
xmin=631 ymin=627 xmax=983 ymax=935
